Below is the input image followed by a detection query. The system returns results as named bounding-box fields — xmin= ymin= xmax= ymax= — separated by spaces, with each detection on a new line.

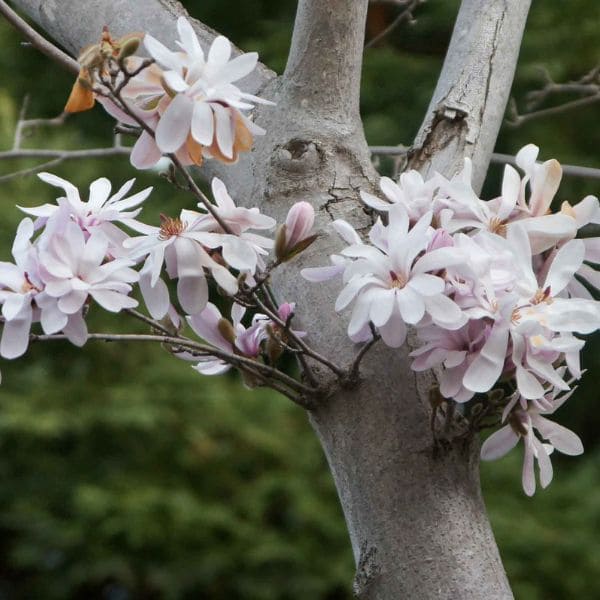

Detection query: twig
xmin=369 ymin=146 xmax=600 ymax=180
xmin=506 ymin=94 xmax=600 ymax=128
xmin=364 ymin=0 xmax=421 ymax=50
xmin=506 ymin=64 xmax=600 ymax=127
xmin=124 ymin=308 xmax=174 ymax=336
xmin=0 ymin=0 xmax=79 ymax=75
xmin=251 ymin=294 xmax=346 ymax=378
xmin=347 ymin=328 xmax=381 ymax=385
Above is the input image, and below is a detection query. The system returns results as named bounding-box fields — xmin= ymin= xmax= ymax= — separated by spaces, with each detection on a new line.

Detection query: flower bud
xmin=275 ymin=202 xmax=317 ymax=261
xmin=117 ymin=35 xmax=143 ymax=60
xmin=217 ymin=318 xmax=236 ymax=346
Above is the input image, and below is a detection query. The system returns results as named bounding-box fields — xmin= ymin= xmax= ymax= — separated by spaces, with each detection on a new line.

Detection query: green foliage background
xmin=0 ymin=1 xmax=598 ymax=597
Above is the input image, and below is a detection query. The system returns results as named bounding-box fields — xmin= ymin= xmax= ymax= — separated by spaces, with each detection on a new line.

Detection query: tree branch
xmin=283 ymin=0 xmax=370 ymax=123
xmin=9 ymin=0 xmax=274 ymax=95
xmin=0 ymin=0 xmax=78 ymax=74
xmin=32 ymin=331 xmax=317 ymax=407
xmin=406 ymin=0 xmax=533 ymax=192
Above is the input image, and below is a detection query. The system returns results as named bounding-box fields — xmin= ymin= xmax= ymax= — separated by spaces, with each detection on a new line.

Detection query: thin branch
xmin=506 ymin=94 xmax=600 ymax=128
xmin=124 ymin=308 xmax=174 ymax=336
xmin=0 ymin=0 xmax=78 ymax=75
xmin=369 ymin=146 xmax=600 ymax=181
xmin=364 ymin=0 xmax=421 ymax=50
xmin=31 ymin=331 xmax=318 ymax=403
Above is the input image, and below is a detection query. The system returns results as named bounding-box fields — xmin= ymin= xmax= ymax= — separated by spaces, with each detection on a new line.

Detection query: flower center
xmin=488 ymin=217 xmax=507 ymax=237
xmin=511 ymin=308 xmax=521 ymax=324
xmin=530 ymin=286 xmax=552 ymax=305
xmin=159 ymin=214 xmax=186 ymax=240
xmin=21 ymin=272 xmax=41 ymax=294
xmin=389 ymin=270 xmax=407 ymax=289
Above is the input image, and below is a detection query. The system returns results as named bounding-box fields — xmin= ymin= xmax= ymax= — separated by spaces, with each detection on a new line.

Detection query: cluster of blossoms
xmin=303 ymin=144 xmax=600 ymax=494
xmin=0 ymin=171 xmax=315 ymax=387
xmin=66 ymin=18 xmax=271 ymax=169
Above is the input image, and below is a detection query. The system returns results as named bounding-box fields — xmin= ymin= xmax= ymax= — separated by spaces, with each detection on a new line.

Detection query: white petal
xmin=144 ymin=34 xmax=182 ymax=70
xmin=213 ymin=52 xmax=258 ymax=85
xmin=163 ymin=70 xmax=189 ymax=93
xmin=545 ymin=239 xmax=584 ymax=294
xmin=378 ymin=307 xmax=407 ymax=348
xmin=396 ymin=286 xmax=425 ymax=324
xmin=531 ymin=415 xmax=583 ymax=456
xmin=0 ymin=312 xmax=32 ymax=359
xmin=88 ymin=177 xmax=112 ymax=212
xmin=463 ymin=324 xmax=509 ymax=393
xmin=177 ymin=276 xmax=208 ymax=315
xmin=191 ymin=101 xmax=215 ymax=145
xmin=130 ymin=131 xmax=163 ymax=169
xmin=213 ymin=103 xmax=234 ymax=159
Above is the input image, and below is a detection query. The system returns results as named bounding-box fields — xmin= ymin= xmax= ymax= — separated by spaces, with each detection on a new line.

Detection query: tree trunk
xmin=10 ymin=0 xmax=533 ymax=596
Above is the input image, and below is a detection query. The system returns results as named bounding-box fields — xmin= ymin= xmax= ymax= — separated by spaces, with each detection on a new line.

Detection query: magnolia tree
xmin=1 ymin=1 xmax=599 ymax=598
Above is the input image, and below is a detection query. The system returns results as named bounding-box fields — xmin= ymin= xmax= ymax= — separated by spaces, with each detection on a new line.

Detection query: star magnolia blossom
xmin=19 ymin=172 xmax=152 ymax=257
xmin=99 ymin=17 xmax=273 ymax=169
xmin=123 ymin=177 xmax=275 ymax=318
xmin=481 ymin=377 xmax=583 ymax=496
xmin=303 ymin=205 xmax=467 ymax=347
xmin=183 ymin=301 xmax=304 ymax=376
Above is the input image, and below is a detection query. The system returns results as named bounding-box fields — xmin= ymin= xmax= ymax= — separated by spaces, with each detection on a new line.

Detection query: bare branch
xmin=0 ymin=0 xmax=78 ymax=74
xmin=370 ymin=146 xmax=600 ymax=181
xmin=364 ymin=0 xmax=422 ymax=50
xmin=407 ymin=0 xmax=533 ymax=192
xmin=506 ymin=65 xmax=600 ymax=127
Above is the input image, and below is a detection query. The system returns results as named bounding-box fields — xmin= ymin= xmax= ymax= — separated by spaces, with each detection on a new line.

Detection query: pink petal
xmin=130 ymin=131 xmax=163 ymax=169
xmin=155 ymin=94 xmax=194 ymax=153
xmin=480 ymin=425 xmax=519 ymax=460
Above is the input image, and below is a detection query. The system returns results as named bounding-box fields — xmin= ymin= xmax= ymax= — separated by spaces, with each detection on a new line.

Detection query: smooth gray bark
xmin=407 ymin=0 xmax=532 ymax=193
xmin=9 ymin=0 xmax=532 ymax=597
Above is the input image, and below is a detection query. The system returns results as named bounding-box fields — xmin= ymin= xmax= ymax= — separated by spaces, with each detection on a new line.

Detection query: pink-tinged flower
xmin=410 ymin=320 xmax=491 ymax=403
xmin=0 ymin=219 xmax=47 ymax=358
xmin=507 ymin=144 xmax=577 ymax=253
xmin=360 ymin=170 xmax=439 ymax=223
xmin=481 ymin=384 xmax=583 ymax=496
xmin=40 ymin=222 xmax=139 ymax=320
xmin=194 ymin=178 xmax=275 ymax=274
xmin=19 ymin=172 xmax=152 ymax=257
xmin=275 ymin=201 xmax=316 ymax=261
xmin=310 ymin=206 xmax=467 ymax=347
xmin=436 ymin=160 xmax=519 ymax=236
xmin=124 ymin=211 xmax=238 ymax=319
xmin=185 ymin=302 xmax=267 ymax=375
xmin=106 ymin=17 xmax=273 ymax=169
